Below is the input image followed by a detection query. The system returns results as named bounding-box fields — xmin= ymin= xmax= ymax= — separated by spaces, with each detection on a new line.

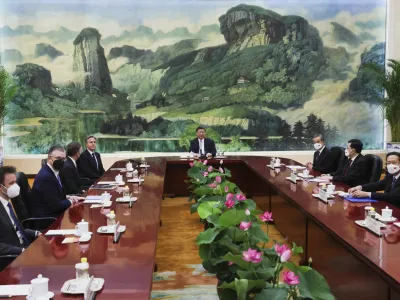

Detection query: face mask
xmin=3 ymin=183 xmax=20 ymax=198
xmin=387 ymin=164 xmax=400 ymax=175
xmin=314 ymin=143 xmax=322 ymax=150
xmin=344 ymin=149 xmax=349 ymax=157
xmin=53 ymin=159 xmax=65 ymax=171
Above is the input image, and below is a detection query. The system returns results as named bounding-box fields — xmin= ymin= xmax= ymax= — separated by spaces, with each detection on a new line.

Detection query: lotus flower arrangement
xmin=187 ymin=159 xmax=334 ymax=300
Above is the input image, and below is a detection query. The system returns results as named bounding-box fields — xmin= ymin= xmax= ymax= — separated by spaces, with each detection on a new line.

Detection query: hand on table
xmin=206 ymin=153 xmax=212 ymax=159
xmin=193 ymin=153 xmax=199 ymax=160
xmin=67 ymin=195 xmax=80 ymax=204
xmin=348 ymin=185 xmax=361 ymax=194
xmin=352 ymin=190 xmax=370 ymax=198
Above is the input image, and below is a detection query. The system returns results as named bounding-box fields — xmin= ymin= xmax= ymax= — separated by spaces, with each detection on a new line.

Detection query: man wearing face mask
xmin=0 ymin=166 xmax=39 ymax=255
xmin=31 ymin=145 xmax=79 ymax=218
xmin=60 ymin=142 xmax=84 ymax=195
xmin=348 ymin=152 xmax=400 ymax=203
xmin=321 ymin=139 xmax=368 ymax=186
xmin=306 ymin=134 xmax=332 ymax=173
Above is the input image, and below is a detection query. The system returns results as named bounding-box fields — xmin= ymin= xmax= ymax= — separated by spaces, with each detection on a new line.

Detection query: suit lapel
xmin=0 ymin=202 xmax=19 ymax=240
xmin=45 ymin=164 xmax=64 ymax=195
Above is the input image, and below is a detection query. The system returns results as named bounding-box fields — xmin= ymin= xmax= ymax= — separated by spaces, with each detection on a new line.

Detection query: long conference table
xmin=1 ymin=156 xmax=400 ymax=300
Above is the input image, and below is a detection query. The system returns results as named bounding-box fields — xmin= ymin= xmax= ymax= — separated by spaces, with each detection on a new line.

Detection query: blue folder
xmin=344 ymin=197 xmax=378 ymax=203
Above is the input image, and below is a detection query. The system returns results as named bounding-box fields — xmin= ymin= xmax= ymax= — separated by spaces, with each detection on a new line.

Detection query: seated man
xmin=31 ymin=146 xmax=79 ymax=218
xmin=306 ymin=134 xmax=332 ymax=173
xmin=189 ymin=126 xmax=217 ymax=159
xmin=77 ymin=136 xmax=105 ymax=184
xmin=0 ymin=166 xmax=39 ymax=255
xmin=321 ymin=139 xmax=368 ymax=186
xmin=60 ymin=142 xmax=83 ymax=195
xmin=349 ymin=152 xmax=400 ymax=203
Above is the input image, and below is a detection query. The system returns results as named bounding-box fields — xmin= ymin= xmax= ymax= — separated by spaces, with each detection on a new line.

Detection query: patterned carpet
xmin=151 ymin=197 xmax=297 ymax=299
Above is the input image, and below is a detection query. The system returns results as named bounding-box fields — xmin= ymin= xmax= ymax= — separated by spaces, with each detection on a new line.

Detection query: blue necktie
xmin=7 ymin=202 xmax=30 ymax=245
xmin=392 ymin=176 xmax=397 ymax=191
xmin=57 ymin=174 xmax=63 ymax=188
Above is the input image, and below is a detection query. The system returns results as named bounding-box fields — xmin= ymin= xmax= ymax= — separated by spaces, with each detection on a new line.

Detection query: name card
xmin=318 ymin=189 xmax=328 ymax=202
xmin=365 ymin=216 xmax=385 ymax=236
xmin=290 ymin=172 xmax=297 ymax=183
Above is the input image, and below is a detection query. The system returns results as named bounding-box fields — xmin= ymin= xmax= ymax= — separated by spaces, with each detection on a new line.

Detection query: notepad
xmin=45 ymin=229 xmax=77 ymax=236
xmin=86 ymin=195 xmax=102 ymax=200
xmin=97 ymin=181 xmax=118 ymax=185
xmin=345 ymin=197 xmax=378 ymax=203
xmin=0 ymin=284 xmax=31 ymax=296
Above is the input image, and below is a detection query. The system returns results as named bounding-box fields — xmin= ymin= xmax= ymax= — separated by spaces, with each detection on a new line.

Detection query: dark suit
xmin=60 ymin=157 xmax=82 ymax=195
xmin=331 ymin=154 xmax=368 ymax=186
xmin=362 ymin=174 xmax=400 ymax=204
xmin=30 ymin=164 xmax=71 ymax=218
xmin=77 ymin=149 xmax=105 ymax=183
xmin=312 ymin=147 xmax=331 ymax=173
xmin=0 ymin=202 xmax=36 ymax=255
xmin=189 ymin=138 xmax=217 ymax=157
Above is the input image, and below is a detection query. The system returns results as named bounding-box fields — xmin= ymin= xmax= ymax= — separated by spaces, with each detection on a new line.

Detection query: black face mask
xmin=53 ymin=159 xmax=65 ymax=171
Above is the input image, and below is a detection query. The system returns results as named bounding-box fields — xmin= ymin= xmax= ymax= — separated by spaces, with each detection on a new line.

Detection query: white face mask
xmin=314 ymin=143 xmax=322 ymax=150
xmin=3 ymin=183 xmax=20 ymax=198
xmin=344 ymin=149 xmax=349 ymax=157
xmin=387 ymin=164 xmax=400 ymax=175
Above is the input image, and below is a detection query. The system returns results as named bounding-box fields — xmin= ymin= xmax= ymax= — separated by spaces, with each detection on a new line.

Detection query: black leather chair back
xmin=15 ymin=172 xmax=31 ymax=220
xmin=0 ymin=255 xmax=17 ymax=272
xmin=364 ymin=154 xmax=383 ymax=183
xmin=41 ymin=158 xmax=47 ymax=168
xmin=328 ymin=146 xmax=345 ymax=173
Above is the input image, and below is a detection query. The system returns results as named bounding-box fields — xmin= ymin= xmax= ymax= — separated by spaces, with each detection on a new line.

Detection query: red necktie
xmin=342 ymin=159 xmax=352 ymax=175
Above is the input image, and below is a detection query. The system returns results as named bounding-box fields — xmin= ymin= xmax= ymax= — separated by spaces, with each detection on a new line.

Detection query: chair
xmin=327 ymin=146 xmax=345 ymax=173
xmin=364 ymin=154 xmax=383 ymax=183
xmin=41 ymin=158 xmax=47 ymax=168
xmin=0 ymin=255 xmax=18 ymax=272
xmin=15 ymin=172 xmax=57 ymax=231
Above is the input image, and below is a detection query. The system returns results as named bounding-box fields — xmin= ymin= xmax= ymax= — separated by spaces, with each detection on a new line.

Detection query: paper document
xmin=307 ymin=178 xmax=330 ymax=183
xmin=110 ymin=168 xmax=126 ymax=171
xmin=0 ymin=284 xmax=31 ymax=296
xmin=86 ymin=196 xmax=102 ymax=200
xmin=83 ymin=200 xmax=103 ymax=204
xmin=45 ymin=229 xmax=77 ymax=236
xmin=97 ymin=181 xmax=118 ymax=185
xmin=286 ymin=165 xmax=306 ymax=170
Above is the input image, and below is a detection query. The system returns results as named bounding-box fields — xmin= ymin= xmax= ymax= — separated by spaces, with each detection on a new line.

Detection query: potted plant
xmin=362 ymin=59 xmax=400 ymax=150
xmin=187 ymin=160 xmax=334 ymax=300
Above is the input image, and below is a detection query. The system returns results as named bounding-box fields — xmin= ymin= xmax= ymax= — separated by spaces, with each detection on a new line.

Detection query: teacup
xmin=101 ymin=192 xmax=111 ymax=202
xmin=126 ymin=162 xmax=133 ymax=171
xmin=115 ymin=174 xmax=123 ymax=183
xmin=327 ymin=184 xmax=335 ymax=193
xmin=382 ymin=206 xmax=393 ymax=219
xmin=29 ymin=274 xmax=49 ymax=299
xmin=302 ymin=169 xmax=310 ymax=177
xmin=75 ymin=220 xmax=89 ymax=236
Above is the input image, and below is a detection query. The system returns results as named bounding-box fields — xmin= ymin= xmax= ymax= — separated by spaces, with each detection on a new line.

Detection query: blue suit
xmin=30 ymin=164 xmax=71 ymax=218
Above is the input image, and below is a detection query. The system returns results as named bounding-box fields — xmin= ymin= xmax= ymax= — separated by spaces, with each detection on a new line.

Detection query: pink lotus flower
xmin=225 ymin=186 xmax=229 ymax=193
xmin=228 ymin=261 xmax=234 ymax=266
xmin=225 ymin=199 xmax=235 ymax=209
xmin=226 ymin=193 xmax=234 ymax=202
xmin=208 ymin=183 xmax=217 ymax=188
xmin=237 ymin=193 xmax=246 ymax=201
xmin=203 ymin=160 xmax=208 ymax=165
xmin=215 ymin=176 xmax=222 ymax=183
xmin=259 ymin=211 xmax=273 ymax=222
xmin=245 ymin=209 xmax=251 ymax=216
xmin=208 ymin=166 xmax=213 ymax=172
xmin=189 ymin=162 xmax=194 ymax=167
xmin=239 ymin=221 xmax=252 ymax=231
xmin=283 ymin=271 xmax=300 ymax=285
xmin=219 ymin=167 xmax=224 ymax=173
xmin=274 ymin=244 xmax=289 ymax=256
xmin=242 ymin=248 xmax=262 ymax=263
xmin=203 ymin=171 xmax=208 ymax=177
xmin=280 ymin=249 xmax=292 ymax=262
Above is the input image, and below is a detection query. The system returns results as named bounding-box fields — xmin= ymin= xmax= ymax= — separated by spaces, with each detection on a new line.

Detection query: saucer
xmin=79 ymin=234 xmax=92 ymax=243
xmin=377 ymin=216 xmax=397 ymax=223
xmin=74 ymin=232 xmax=93 ymax=237
xmin=27 ymin=291 xmax=54 ymax=299
xmin=116 ymin=197 xmax=137 ymax=203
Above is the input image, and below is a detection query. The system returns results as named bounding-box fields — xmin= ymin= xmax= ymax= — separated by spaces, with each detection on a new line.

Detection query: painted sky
xmin=0 ymin=0 xmax=387 ymax=36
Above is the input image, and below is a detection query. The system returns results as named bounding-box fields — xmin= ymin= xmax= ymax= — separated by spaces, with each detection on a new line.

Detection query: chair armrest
xmin=21 ymin=217 xmax=57 ymax=231
xmin=79 ymin=177 xmax=91 ymax=187
xmin=0 ymin=255 xmax=18 ymax=258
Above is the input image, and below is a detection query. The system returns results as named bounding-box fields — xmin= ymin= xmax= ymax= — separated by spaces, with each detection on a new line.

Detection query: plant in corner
xmin=0 ymin=66 xmax=18 ymax=133
xmin=187 ymin=159 xmax=335 ymax=300
xmin=362 ymin=59 xmax=400 ymax=145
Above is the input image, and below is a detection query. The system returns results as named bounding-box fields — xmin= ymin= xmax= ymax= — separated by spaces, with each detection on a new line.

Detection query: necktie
xmin=392 ymin=176 xmax=397 ymax=191
xmin=57 ymin=174 xmax=63 ymax=188
xmin=315 ymin=151 xmax=320 ymax=161
xmin=7 ymin=202 xmax=29 ymax=245
xmin=342 ymin=159 xmax=352 ymax=175
xmin=92 ymin=153 xmax=99 ymax=170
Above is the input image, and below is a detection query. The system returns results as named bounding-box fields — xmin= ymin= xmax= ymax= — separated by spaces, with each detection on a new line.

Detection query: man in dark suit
xmin=321 ymin=139 xmax=368 ymax=186
xmin=60 ymin=142 xmax=83 ymax=195
xmin=306 ymin=134 xmax=332 ymax=173
xmin=349 ymin=152 xmax=400 ymax=203
xmin=77 ymin=136 xmax=105 ymax=184
xmin=189 ymin=126 xmax=217 ymax=159
xmin=31 ymin=146 xmax=79 ymax=218
xmin=0 ymin=166 xmax=39 ymax=255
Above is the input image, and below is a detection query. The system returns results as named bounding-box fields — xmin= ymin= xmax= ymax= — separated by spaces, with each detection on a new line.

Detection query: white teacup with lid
xmin=101 ymin=191 xmax=111 ymax=202
xmin=126 ymin=162 xmax=133 ymax=171
xmin=75 ymin=219 xmax=89 ymax=236
xmin=28 ymin=274 xmax=53 ymax=300
xmin=275 ymin=158 xmax=281 ymax=166
xmin=302 ymin=169 xmax=310 ymax=177
xmin=382 ymin=206 xmax=393 ymax=219
xmin=115 ymin=174 xmax=123 ymax=183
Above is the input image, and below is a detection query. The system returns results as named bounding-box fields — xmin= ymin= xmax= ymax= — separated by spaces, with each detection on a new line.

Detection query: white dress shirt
xmin=68 ymin=156 xmax=77 ymax=168
xmin=0 ymin=196 xmax=23 ymax=245
xmin=198 ymin=139 xmax=205 ymax=155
